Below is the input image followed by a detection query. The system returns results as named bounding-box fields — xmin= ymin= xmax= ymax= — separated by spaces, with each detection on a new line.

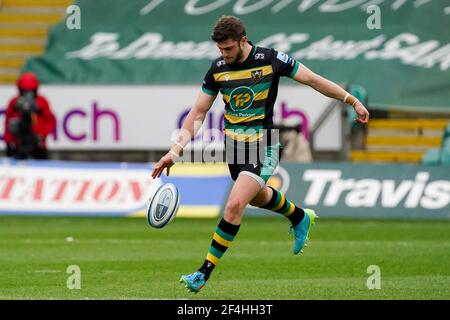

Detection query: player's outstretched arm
xmin=151 ymin=91 xmax=216 ymax=179
xmin=292 ymin=64 xmax=369 ymax=124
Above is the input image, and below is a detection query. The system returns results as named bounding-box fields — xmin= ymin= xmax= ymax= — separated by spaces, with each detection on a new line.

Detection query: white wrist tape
xmin=169 ymin=150 xmax=180 ymax=158
xmin=343 ymin=93 xmax=350 ymax=103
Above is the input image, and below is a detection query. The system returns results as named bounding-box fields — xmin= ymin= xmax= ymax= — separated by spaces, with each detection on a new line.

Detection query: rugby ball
xmin=147 ymin=183 xmax=180 ymax=228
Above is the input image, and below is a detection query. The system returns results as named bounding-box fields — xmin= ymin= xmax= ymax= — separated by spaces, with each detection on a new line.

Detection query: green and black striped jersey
xmin=202 ymin=44 xmax=301 ymax=143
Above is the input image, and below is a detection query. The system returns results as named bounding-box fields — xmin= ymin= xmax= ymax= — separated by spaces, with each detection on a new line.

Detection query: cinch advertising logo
xmin=0 ymin=101 xmax=121 ymax=143
xmin=177 ymin=101 xmax=309 ymax=142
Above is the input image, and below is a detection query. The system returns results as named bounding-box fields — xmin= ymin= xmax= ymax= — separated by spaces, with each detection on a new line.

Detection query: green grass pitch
xmin=0 ymin=216 xmax=449 ymax=299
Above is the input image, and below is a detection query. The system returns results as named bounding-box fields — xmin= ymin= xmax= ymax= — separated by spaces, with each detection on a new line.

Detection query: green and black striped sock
xmin=198 ymin=218 xmax=240 ymax=280
xmin=262 ymin=186 xmax=305 ymax=225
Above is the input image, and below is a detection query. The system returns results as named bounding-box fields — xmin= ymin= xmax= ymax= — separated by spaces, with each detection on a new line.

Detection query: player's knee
xmin=225 ymin=197 xmax=244 ymax=217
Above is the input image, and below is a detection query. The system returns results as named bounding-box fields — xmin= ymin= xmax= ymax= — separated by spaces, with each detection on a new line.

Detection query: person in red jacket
xmin=4 ymin=72 xmax=55 ymax=159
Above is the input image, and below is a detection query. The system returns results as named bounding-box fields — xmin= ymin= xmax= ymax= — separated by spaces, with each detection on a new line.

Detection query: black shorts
xmin=226 ymin=142 xmax=283 ymax=187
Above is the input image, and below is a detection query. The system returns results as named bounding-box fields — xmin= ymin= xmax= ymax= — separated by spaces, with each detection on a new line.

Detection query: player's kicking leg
xmin=249 ymin=143 xmax=318 ymax=255
xmin=180 ymin=173 xmax=262 ymax=293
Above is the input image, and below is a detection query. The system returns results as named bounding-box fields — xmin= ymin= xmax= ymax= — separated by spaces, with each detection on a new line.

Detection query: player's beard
xmin=227 ymin=44 xmax=244 ymax=65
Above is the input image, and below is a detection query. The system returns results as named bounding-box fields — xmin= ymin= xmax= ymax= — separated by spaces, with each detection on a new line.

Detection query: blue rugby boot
xmin=179 ymin=271 xmax=206 ymax=293
xmin=291 ymin=208 xmax=318 ymax=255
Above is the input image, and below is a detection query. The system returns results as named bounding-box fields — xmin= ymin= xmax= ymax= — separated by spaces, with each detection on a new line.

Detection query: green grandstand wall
xmin=22 ymin=0 xmax=450 ymax=110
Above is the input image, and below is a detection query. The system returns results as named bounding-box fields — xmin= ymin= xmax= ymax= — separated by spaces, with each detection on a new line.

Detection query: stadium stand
xmin=351 ymin=117 xmax=450 ymax=164
xmin=1 ymin=1 xmax=448 ymax=166
xmin=0 ymin=0 xmax=71 ymax=84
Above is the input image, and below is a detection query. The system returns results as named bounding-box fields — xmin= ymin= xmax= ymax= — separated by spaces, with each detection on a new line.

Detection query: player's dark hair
xmin=211 ymin=15 xmax=246 ymax=42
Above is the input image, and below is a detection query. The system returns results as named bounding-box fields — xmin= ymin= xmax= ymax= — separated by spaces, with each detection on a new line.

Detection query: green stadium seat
xmin=422 ymin=148 xmax=441 ymax=166
xmin=443 ymin=123 xmax=450 ymax=142
xmin=421 ymin=121 xmax=450 ymax=165
xmin=439 ymin=138 xmax=450 ymax=165
xmin=347 ymin=84 xmax=368 ymax=129
xmin=347 ymin=106 xmax=357 ymax=127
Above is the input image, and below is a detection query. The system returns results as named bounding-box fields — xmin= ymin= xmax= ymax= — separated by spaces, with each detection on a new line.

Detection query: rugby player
xmin=151 ymin=16 xmax=369 ymax=293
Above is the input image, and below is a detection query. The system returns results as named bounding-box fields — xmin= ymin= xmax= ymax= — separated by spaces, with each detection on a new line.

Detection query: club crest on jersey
xmin=251 ymin=69 xmax=263 ymax=82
